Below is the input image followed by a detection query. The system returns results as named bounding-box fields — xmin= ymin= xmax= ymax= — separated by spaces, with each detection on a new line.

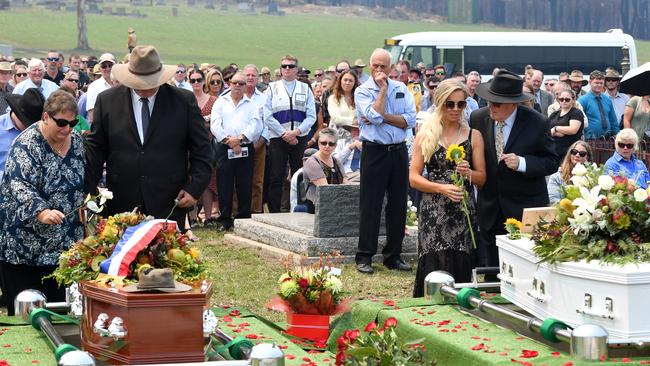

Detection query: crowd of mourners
xmin=0 ymin=43 xmax=648 ymax=314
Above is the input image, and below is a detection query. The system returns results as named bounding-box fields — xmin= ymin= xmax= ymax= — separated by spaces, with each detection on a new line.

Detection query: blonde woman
xmin=410 ymin=79 xmax=486 ymax=296
xmin=547 ymin=140 xmax=591 ymax=204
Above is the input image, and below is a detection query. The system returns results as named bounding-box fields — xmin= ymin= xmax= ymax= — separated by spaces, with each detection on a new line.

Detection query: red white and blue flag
xmin=99 ymin=219 xmax=178 ymax=276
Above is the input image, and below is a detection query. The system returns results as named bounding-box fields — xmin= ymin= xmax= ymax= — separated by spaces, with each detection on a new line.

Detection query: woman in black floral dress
xmin=410 ymin=80 xmax=486 ymax=297
xmin=0 ymin=90 xmax=85 ymax=315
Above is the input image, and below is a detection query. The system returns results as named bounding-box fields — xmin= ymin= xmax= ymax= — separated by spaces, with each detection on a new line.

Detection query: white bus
xmin=384 ymin=29 xmax=637 ymax=80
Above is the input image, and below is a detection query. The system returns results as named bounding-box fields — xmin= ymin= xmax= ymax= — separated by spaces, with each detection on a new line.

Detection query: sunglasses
xmin=47 ymin=57 xmax=59 ymax=62
xmin=618 ymin=142 xmax=635 ymax=149
xmin=336 ymin=68 xmax=348 ymax=73
xmin=435 ymin=71 xmax=445 ymax=75
xmin=319 ymin=141 xmax=337 ymax=147
xmin=51 ymin=115 xmax=79 ymax=128
xmin=445 ymin=100 xmax=467 ymax=110
xmin=570 ymin=149 xmax=588 ymax=158
xmin=281 ymin=64 xmax=297 ymax=69
xmin=100 ymin=63 xmax=113 ymax=69
xmin=230 ymin=81 xmax=246 ymax=86
xmin=189 ymin=78 xmax=203 ymax=84
xmin=176 ymin=69 xmax=186 ymax=74
xmin=66 ymin=79 xmax=79 ymax=83
xmin=425 ymin=74 xmax=436 ymax=78
xmin=557 ymin=97 xmax=572 ymax=103
xmin=15 ymin=73 xmax=27 ymax=77
xmin=605 ymin=78 xmax=619 ymax=82
xmin=260 ymin=72 xmax=270 ymax=76
xmin=314 ymin=73 xmax=323 ymax=77
xmin=210 ymin=79 xmax=222 ymax=85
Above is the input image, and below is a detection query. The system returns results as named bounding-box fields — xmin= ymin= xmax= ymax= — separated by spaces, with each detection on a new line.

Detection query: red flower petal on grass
xmin=3 ymin=344 xmax=11 ymax=348
xmin=308 ymin=350 xmax=320 ymax=354
xmin=622 ymin=358 xmax=632 ymax=363
xmin=229 ymin=310 xmax=241 ymax=316
xmin=245 ymin=334 xmax=259 ymax=339
xmin=520 ymin=350 xmax=538 ymax=358
xmin=510 ymin=359 xmax=533 ymax=366
xmin=278 ymin=345 xmax=288 ymax=349
xmin=563 ymin=363 xmax=573 ymax=366
xmin=32 ymin=361 xmax=40 ymax=364
xmin=222 ymin=315 xmax=232 ymax=323
xmin=515 ymin=337 xmax=525 ymax=341
xmin=301 ymin=357 xmax=311 ymax=362
xmin=382 ymin=300 xmax=395 ymax=306
xmin=24 ymin=347 xmax=33 ymax=352
xmin=471 ymin=343 xmax=486 ymax=351
xmin=471 ymin=336 xmax=481 ymax=340
xmin=551 ymin=352 xmax=561 ymax=357
xmin=439 ymin=329 xmax=449 ymax=332
xmin=285 ymin=354 xmax=295 ymax=360
xmin=314 ymin=340 xmax=327 ymax=349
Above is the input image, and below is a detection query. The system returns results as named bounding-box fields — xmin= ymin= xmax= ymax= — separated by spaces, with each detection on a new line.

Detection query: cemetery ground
xmin=2 ymin=3 xmax=650 ymax=67
xmin=194 ymin=226 xmax=414 ymax=323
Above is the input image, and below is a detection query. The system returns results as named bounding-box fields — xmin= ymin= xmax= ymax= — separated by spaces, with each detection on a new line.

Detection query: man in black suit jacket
xmin=469 ymin=69 xmax=558 ymax=268
xmin=85 ymin=46 xmax=212 ymax=228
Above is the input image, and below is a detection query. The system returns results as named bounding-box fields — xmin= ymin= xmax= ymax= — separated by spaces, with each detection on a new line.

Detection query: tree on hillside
xmin=77 ymin=0 xmax=90 ymax=50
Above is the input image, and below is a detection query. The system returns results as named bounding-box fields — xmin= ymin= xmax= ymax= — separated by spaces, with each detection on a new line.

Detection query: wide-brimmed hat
xmin=5 ymin=88 xmax=45 ymax=127
xmin=122 ymin=268 xmax=192 ymax=293
xmin=475 ymin=69 xmax=530 ymax=104
xmin=605 ymin=69 xmax=621 ymax=80
xmin=353 ymin=58 xmax=366 ymax=68
xmin=568 ymin=70 xmax=588 ymax=86
xmin=0 ymin=61 xmax=11 ymax=71
xmin=112 ymin=46 xmax=176 ymax=90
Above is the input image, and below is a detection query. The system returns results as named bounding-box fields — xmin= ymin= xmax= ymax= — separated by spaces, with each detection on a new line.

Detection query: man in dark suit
xmin=85 ymin=46 xmax=212 ymax=229
xmin=470 ymin=69 xmax=558 ymax=268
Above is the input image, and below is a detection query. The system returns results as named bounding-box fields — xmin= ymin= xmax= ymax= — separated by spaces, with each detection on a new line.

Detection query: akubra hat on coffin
xmin=111 ymin=45 xmax=176 ymax=90
xmin=475 ymin=69 xmax=530 ymax=104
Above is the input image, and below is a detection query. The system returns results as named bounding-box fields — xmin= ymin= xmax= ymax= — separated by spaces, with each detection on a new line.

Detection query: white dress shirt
xmin=130 ymin=89 xmax=157 ymax=144
xmin=210 ymin=93 xmax=263 ymax=143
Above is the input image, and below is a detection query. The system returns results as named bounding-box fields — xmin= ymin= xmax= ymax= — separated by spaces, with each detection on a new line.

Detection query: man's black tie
xmin=141 ymin=97 xmax=150 ymax=138
xmin=595 ymin=95 xmax=608 ymax=131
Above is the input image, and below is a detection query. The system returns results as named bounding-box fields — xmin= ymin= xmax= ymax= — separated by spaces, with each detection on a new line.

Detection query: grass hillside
xmin=2 ymin=4 xmax=649 ymax=69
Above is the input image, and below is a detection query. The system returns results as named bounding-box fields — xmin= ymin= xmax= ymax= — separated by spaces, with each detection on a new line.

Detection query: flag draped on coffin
xmin=99 ymin=219 xmax=178 ymax=276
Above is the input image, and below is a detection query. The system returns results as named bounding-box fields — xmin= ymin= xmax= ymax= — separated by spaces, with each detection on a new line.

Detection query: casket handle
xmin=525 ymin=277 xmax=548 ymax=303
xmin=498 ymin=262 xmax=517 ymax=286
xmin=575 ymin=294 xmax=615 ymax=320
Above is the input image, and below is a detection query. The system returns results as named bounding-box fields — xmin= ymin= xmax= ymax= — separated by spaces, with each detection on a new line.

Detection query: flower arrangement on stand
xmin=532 ymin=162 xmax=650 ymax=264
xmin=446 ymin=144 xmax=476 ymax=248
xmin=335 ymin=317 xmax=434 ymax=366
xmin=268 ymin=257 xmax=348 ymax=341
xmin=505 ymin=218 xmax=523 ymax=240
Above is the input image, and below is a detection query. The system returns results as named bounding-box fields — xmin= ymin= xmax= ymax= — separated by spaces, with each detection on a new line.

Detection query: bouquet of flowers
xmin=268 ymin=258 xmax=347 ymax=315
xmin=446 ymin=144 xmax=476 ymax=248
xmin=49 ymin=211 xmax=207 ymax=286
xmin=505 ymin=218 xmax=523 ymax=240
xmin=532 ymin=162 xmax=650 ymax=264
xmin=335 ymin=317 xmax=433 ymax=366
xmin=405 ymin=200 xmax=418 ymax=227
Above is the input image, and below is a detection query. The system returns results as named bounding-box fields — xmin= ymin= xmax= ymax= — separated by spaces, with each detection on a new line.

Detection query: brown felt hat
xmin=112 ymin=46 xmax=176 ymax=90
xmin=122 ymin=268 xmax=192 ymax=293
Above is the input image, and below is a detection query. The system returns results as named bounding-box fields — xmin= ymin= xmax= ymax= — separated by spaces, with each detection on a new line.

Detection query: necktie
xmin=141 ymin=97 xmax=150 ymax=140
xmin=495 ymin=121 xmax=505 ymax=159
xmin=595 ymin=95 xmax=608 ymax=131
xmin=351 ymin=148 xmax=361 ymax=172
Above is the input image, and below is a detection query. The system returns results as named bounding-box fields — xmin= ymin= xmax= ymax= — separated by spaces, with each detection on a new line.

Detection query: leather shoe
xmin=356 ymin=263 xmax=374 ymax=274
xmin=384 ymin=260 xmax=412 ymax=271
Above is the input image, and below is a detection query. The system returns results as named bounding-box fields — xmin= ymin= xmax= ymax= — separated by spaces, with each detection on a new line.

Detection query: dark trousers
xmin=267 ymin=136 xmax=307 ymax=213
xmin=216 ymin=143 xmax=255 ymax=228
xmin=355 ymin=142 xmax=408 ymax=266
xmin=476 ymin=210 xmax=505 ymax=269
xmin=0 ymin=261 xmax=65 ymax=316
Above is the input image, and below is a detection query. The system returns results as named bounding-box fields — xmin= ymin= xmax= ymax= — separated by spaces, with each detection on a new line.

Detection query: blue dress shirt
xmin=12 ymin=78 xmax=59 ymax=99
xmin=605 ymin=151 xmax=650 ymax=189
xmin=0 ymin=112 xmax=21 ymax=184
xmin=354 ymin=78 xmax=416 ymax=144
xmin=578 ymin=92 xmax=620 ymax=139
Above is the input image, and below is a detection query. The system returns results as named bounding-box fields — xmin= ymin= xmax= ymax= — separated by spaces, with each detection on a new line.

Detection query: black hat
xmin=298 ymin=66 xmax=311 ymax=75
xmin=5 ymin=88 xmax=45 ymax=127
xmin=475 ymin=69 xmax=529 ymax=104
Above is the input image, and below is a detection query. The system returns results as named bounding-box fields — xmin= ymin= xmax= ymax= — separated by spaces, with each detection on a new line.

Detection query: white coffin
xmin=497 ymin=235 xmax=650 ymax=344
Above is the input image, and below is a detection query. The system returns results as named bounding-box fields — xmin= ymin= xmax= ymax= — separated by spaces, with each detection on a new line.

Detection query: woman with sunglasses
xmin=549 ymin=88 xmax=584 ymax=158
xmin=410 ymin=79 xmax=486 ymax=296
xmin=301 ymin=127 xmax=347 ymax=213
xmin=11 ymin=65 xmax=28 ymax=87
xmin=605 ymin=128 xmax=650 ymax=189
xmin=62 ymin=71 xmax=82 ymax=100
xmin=0 ymin=90 xmax=85 ymax=316
xmin=204 ymin=69 xmax=224 ymax=98
xmin=547 ymin=141 xmax=592 ymax=204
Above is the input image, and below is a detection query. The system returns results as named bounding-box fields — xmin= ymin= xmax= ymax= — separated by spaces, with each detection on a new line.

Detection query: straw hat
xmin=353 ymin=58 xmax=366 ymax=68
xmin=111 ymin=46 xmax=176 ymax=90
xmin=568 ymin=70 xmax=588 ymax=86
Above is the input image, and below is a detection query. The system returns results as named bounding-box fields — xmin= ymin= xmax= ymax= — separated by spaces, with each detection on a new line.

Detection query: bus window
xmin=464 ymin=46 xmax=624 ymax=76
xmin=404 ymin=46 xmax=436 ymax=67
xmin=439 ymin=48 xmax=463 ymax=75
xmin=384 ymin=45 xmax=403 ymax=64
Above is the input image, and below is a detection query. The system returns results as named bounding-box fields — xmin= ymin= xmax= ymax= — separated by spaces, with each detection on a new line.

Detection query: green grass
xmin=3 ymin=5 xmax=648 ymax=69
xmin=193 ymin=227 xmax=414 ymax=323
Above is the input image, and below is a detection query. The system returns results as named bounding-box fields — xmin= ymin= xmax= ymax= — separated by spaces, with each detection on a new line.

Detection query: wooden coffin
xmin=80 ymin=281 xmax=211 ymax=364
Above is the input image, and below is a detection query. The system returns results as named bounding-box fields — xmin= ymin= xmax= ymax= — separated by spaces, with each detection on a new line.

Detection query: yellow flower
xmin=559 ymin=198 xmax=575 ymax=213
xmin=445 ymin=144 xmax=465 ymax=163
xmin=504 ymin=218 xmax=522 ymax=229
xmin=188 ymin=247 xmax=200 ymax=259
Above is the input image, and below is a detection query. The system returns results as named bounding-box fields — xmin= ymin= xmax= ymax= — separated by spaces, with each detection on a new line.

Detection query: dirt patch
xmin=284 ymin=3 xmax=443 ymax=22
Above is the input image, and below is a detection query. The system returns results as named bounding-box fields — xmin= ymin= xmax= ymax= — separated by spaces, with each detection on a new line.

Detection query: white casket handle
xmin=575 ymin=294 xmax=615 ymax=320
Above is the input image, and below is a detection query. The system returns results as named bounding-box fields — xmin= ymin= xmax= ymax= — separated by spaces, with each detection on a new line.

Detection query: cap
xmin=98 ymin=53 xmax=116 ymax=65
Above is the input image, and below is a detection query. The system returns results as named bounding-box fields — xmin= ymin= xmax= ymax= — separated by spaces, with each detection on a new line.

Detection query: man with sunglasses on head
xmin=263 ymin=54 xmax=316 ymax=213
xmin=603 ymin=68 xmax=628 ymax=123
xmin=85 ymin=53 xmax=116 ymax=123
xmin=12 ymin=58 xmax=59 ymax=99
xmin=354 ymin=48 xmax=416 ymax=274
xmin=43 ymin=51 xmax=65 ymax=86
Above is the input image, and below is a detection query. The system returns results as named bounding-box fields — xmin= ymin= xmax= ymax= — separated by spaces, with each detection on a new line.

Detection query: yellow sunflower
xmin=445 ymin=144 xmax=465 ymax=163
xmin=504 ymin=218 xmax=522 ymax=229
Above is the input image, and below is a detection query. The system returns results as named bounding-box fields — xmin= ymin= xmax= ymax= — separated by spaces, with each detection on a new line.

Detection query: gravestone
xmin=237 ymin=1 xmax=249 ymax=11
xmin=171 ymin=6 xmax=177 ymax=16
xmin=313 ymin=184 xmax=385 ymax=237
xmin=66 ymin=3 xmax=75 ymax=11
